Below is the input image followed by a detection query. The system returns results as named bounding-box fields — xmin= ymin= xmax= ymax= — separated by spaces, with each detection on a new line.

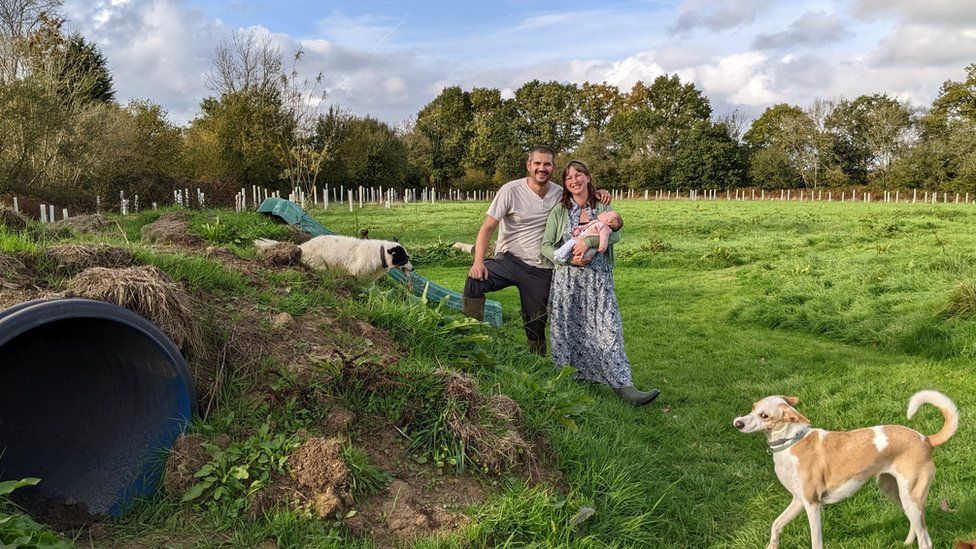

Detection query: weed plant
xmin=181 ymin=423 xmax=298 ymax=519
xmin=0 ymin=478 xmax=70 ymax=548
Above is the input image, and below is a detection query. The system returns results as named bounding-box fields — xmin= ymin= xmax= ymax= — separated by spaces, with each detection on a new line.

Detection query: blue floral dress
xmin=549 ymin=203 xmax=634 ymax=388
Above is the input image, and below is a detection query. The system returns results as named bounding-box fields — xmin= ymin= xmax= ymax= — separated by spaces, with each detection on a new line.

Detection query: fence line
xmin=7 ymin=185 xmax=974 ymax=223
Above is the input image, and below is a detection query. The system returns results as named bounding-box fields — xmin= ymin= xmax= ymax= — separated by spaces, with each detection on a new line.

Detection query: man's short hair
xmin=526 ymin=145 xmax=556 ymax=161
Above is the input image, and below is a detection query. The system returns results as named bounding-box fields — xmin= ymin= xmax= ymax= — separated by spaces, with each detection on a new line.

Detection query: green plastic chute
xmin=257 ymin=197 xmax=504 ymax=326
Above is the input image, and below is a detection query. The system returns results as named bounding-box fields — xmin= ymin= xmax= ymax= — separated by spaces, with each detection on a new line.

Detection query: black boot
xmin=462 ymin=297 xmax=485 ymax=322
xmin=613 ymin=386 xmax=660 ymax=406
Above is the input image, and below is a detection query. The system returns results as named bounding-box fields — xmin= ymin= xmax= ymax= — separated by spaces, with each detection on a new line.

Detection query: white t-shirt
xmin=487 ymin=178 xmax=562 ymax=269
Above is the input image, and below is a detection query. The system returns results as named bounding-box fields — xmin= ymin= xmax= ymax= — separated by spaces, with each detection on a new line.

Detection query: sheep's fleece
xmin=254 ymin=235 xmax=412 ymax=279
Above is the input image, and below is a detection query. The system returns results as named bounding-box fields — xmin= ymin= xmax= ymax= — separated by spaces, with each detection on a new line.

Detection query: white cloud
xmin=873 ymin=23 xmax=976 ymax=67
xmin=60 ymin=0 xmax=973 ymax=129
xmin=851 ymin=0 xmax=976 ymax=70
xmin=753 ymin=11 xmax=846 ymax=50
xmin=670 ymin=0 xmax=765 ymax=34
xmin=65 ymin=0 xmax=223 ymax=122
xmin=853 ymin=0 xmax=976 ymax=27
xmin=697 ymin=52 xmax=778 ymax=105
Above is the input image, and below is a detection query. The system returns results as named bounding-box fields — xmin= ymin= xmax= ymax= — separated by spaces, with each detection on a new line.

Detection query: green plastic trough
xmin=256 ymin=197 xmax=504 ymax=327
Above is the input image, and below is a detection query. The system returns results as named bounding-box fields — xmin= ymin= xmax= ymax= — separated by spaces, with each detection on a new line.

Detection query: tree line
xmin=2 ymin=0 xmax=975 ymax=210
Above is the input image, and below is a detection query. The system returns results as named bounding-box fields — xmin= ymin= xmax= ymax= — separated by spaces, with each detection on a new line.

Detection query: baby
xmin=554 ymin=210 xmax=622 ymax=263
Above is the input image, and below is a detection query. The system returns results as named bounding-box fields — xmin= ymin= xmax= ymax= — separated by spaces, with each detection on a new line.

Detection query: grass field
xmin=313 ymin=198 xmax=976 ymax=547
xmin=3 ymin=198 xmax=976 ymax=548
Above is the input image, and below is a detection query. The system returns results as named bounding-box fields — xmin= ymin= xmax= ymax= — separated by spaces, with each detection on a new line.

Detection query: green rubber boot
xmin=613 ymin=386 xmax=661 ymax=406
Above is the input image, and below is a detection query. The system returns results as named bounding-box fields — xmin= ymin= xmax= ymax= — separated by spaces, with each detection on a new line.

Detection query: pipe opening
xmin=0 ymin=299 xmax=194 ymax=519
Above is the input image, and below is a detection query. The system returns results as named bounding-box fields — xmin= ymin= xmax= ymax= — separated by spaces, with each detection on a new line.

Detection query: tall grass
xmin=34 ymin=201 xmax=976 ymax=547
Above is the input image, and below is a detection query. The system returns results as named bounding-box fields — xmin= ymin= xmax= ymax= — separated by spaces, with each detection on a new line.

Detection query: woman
xmin=540 ymin=161 xmax=660 ymax=406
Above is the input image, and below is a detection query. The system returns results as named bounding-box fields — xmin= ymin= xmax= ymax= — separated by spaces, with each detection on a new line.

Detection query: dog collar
xmin=379 ymin=245 xmax=388 ymax=269
xmin=767 ymin=427 xmax=810 ymax=454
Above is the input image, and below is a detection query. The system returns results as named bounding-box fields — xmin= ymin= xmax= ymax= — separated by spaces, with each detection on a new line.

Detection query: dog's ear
xmin=392 ymin=237 xmax=400 ymax=243
xmin=781 ymin=405 xmax=810 ymax=425
xmin=783 ymin=396 xmax=800 ymax=407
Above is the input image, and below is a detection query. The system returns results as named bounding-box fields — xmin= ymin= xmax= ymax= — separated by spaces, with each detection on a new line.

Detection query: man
xmin=462 ymin=146 xmax=608 ymax=354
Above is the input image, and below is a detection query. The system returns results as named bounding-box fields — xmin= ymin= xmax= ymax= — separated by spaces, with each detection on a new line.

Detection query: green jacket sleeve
xmin=541 ymin=206 xmax=566 ymax=265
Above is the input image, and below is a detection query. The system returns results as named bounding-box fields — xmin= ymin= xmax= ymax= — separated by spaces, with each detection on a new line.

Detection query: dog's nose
xmin=733 ymin=419 xmax=745 ymax=430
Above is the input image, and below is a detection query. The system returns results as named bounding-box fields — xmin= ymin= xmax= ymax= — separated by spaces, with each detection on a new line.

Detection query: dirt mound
xmin=322 ymin=408 xmax=357 ymax=435
xmin=52 ymin=214 xmax=109 ymax=233
xmin=0 ymin=207 xmax=28 ymax=231
xmin=352 ymin=424 xmax=485 ymax=547
xmin=289 ymin=438 xmax=349 ymax=493
xmin=141 ymin=212 xmax=203 ymax=246
xmin=63 ymin=265 xmax=199 ymax=349
xmin=47 ymin=243 xmax=135 ymax=273
xmin=287 ymin=438 xmax=351 ymax=519
xmin=257 ymin=241 xmax=302 ymax=266
xmin=440 ymin=371 xmax=532 ymax=473
xmin=162 ymin=434 xmax=210 ymax=497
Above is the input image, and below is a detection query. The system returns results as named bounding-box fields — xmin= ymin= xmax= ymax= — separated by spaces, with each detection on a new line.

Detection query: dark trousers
xmin=463 ymin=253 xmax=553 ymax=346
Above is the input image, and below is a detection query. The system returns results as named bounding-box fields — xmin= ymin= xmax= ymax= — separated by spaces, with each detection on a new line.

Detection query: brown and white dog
xmin=734 ymin=391 xmax=958 ymax=549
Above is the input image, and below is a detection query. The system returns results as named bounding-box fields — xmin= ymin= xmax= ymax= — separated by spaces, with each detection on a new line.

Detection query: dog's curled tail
xmin=253 ymin=238 xmax=280 ymax=252
xmin=907 ymin=390 xmax=959 ymax=447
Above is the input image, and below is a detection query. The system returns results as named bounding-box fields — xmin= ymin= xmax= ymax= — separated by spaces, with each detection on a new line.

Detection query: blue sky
xmin=63 ymin=0 xmax=976 ymax=125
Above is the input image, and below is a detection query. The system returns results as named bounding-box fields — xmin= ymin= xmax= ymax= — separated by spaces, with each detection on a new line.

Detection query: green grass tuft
xmin=340 ymin=443 xmax=392 ymax=499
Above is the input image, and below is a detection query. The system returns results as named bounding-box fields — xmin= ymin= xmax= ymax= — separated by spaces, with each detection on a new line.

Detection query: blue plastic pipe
xmin=0 ymin=298 xmax=196 ymax=516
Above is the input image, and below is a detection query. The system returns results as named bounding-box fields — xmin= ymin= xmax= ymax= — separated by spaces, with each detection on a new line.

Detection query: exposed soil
xmin=349 ymin=422 xmax=488 ymax=547
xmin=162 ymin=434 xmax=210 ymax=498
xmin=289 ymin=437 xmax=349 ymax=494
xmin=287 ymin=437 xmax=351 ymax=519
xmin=321 ymin=408 xmax=357 ymax=436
